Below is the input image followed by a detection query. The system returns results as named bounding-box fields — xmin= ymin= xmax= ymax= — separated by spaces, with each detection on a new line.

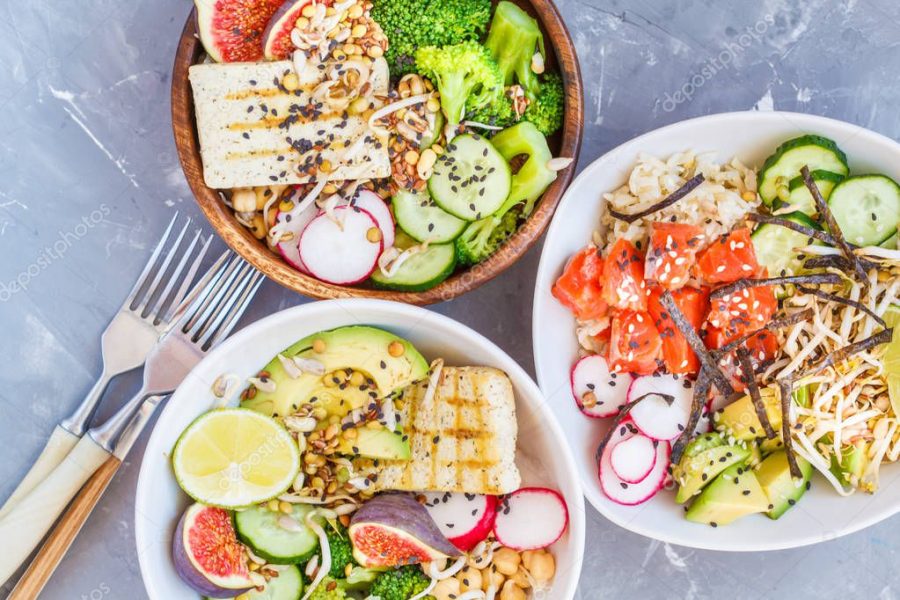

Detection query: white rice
xmin=600 ymin=150 xmax=760 ymax=248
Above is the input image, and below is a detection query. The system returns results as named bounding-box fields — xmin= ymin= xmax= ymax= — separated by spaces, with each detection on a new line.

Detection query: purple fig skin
xmin=262 ymin=0 xmax=309 ymax=60
xmin=172 ymin=504 xmax=254 ymax=598
xmin=349 ymin=493 xmax=462 ymax=559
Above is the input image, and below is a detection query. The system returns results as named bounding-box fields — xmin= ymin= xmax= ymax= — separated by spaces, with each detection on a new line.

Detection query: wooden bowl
xmin=171 ymin=0 xmax=583 ymax=305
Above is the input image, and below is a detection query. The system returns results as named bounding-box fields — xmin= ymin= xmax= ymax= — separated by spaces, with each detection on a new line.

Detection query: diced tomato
xmin=704 ymin=286 xmax=778 ymax=349
xmin=608 ymin=310 xmax=662 ymax=375
xmin=696 ymin=228 xmax=760 ymax=284
xmin=648 ymin=285 xmax=710 ymax=375
xmin=552 ymin=246 xmax=609 ymax=321
xmin=602 ymin=239 xmax=648 ymax=312
xmin=644 ymin=222 xmax=706 ymax=290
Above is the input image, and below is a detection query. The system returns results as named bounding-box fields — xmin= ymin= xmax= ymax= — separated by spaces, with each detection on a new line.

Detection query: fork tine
xmin=124 ymin=212 xmax=179 ymax=308
xmin=187 ymin=260 xmax=251 ymax=342
xmin=204 ymin=271 xmax=264 ymax=349
xmin=195 ymin=263 xmax=259 ymax=349
xmin=146 ymin=227 xmax=203 ymax=325
xmin=180 ymin=256 xmax=243 ymax=334
xmin=135 ymin=217 xmax=192 ymax=317
xmin=162 ymin=234 xmax=212 ymax=323
xmin=167 ymin=250 xmax=232 ymax=332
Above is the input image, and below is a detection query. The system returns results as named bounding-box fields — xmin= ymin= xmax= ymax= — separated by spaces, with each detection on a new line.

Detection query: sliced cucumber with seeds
xmin=758 ymin=135 xmax=849 ymax=205
xmin=206 ymin=564 xmax=304 ymax=600
xmin=828 ymin=174 xmax=900 ymax=246
xmin=428 ymin=134 xmax=511 ymax=221
xmin=418 ymin=109 xmax=444 ymax=149
xmin=392 ymin=188 xmax=466 ymax=243
xmin=751 ymin=211 xmax=822 ymax=277
xmin=370 ymin=231 xmax=457 ymax=291
xmin=234 ymin=504 xmax=318 ymax=564
xmin=785 ymin=170 xmax=845 ymax=215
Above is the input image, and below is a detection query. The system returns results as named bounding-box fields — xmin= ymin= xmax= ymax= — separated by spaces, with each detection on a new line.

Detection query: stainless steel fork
xmin=0 ymin=213 xmax=210 ymax=519
xmin=0 ymin=252 xmax=263 ymax=585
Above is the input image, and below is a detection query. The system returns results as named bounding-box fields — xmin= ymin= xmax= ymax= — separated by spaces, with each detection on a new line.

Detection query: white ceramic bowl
xmin=136 ymin=299 xmax=585 ymax=598
xmin=532 ymin=111 xmax=900 ymax=551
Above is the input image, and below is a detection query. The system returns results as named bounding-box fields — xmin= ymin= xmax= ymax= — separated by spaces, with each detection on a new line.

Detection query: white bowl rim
xmin=136 ymin=298 xmax=586 ymax=597
xmin=532 ymin=110 xmax=900 ymax=551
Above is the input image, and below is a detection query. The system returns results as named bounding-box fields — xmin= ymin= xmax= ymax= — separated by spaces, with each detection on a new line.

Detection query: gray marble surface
xmin=2 ymin=0 xmax=899 ymax=598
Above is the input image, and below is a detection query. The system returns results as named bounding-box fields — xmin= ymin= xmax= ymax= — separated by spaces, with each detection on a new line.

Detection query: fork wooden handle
xmin=7 ymin=454 xmax=122 ymax=600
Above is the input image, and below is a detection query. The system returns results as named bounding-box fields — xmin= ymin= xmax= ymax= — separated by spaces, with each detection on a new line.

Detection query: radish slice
xmin=493 ymin=488 xmax=568 ymax=551
xmin=628 ymin=375 xmax=694 ymax=441
xmin=599 ymin=437 xmax=670 ymax=506
xmin=422 ymin=492 xmax=497 ymax=552
xmin=299 ymin=207 xmax=382 ymax=284
xmin=571 ymin=355 xmax=633 ymax=418
xmin=276 ymin=205 xmax=318 ymax=274
xmin=610 ymin=433 xmax=657 ymax=484
xmin=352 ymin=190 xmax=395 ymax=249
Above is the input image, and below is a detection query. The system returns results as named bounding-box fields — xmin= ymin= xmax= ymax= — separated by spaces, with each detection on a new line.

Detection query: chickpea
xmin=499 ymin=580 xmax=526 ymax=600
xmin=458 ymin=566 xmax=482 ymax=593
xmin=231 ymin=188 xmax=256 ymax=213
xmin=432 ymin=578 xmax=461 ymax=600
xmin=526 ymin=551 xmax=556 ymax=583
xmin=509 ymin=567 xmax=531 ymax=589
xmin=492 ymin=547 xmax=521 ymax=576
xmin=481 ymin=567 xmax=505 ymax=592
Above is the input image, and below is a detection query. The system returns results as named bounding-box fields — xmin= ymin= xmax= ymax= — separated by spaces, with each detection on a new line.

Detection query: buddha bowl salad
xmin=188 ymin=0 xmax=572 ymax=291
xmin=552 ymin=134 xmax=900 ymax=526
xmin=170 ymin=325 xmax=568 ymax=599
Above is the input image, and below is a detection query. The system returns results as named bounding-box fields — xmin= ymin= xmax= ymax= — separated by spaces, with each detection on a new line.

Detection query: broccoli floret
xmin=454 ymin=121 xmax=558 ymax=264
xmin=372 ymin=0 xmax=492 ymax=76
xmin=415 ymin=41 xmax=504 ymax=136
xmin=369 ymin=565 xmax=434 ymax=600
xmin=485 ymin=1 xmax=545 ymax=99
xmin=306 ymin=576 xmax=349 ymax=600
xmin=325 ymin=524 xmax=358 ymax=579
xmin=466 ymin=92 xmax=519 ymax=130
xmin=523 ymin=73 xmax=564 ymax=136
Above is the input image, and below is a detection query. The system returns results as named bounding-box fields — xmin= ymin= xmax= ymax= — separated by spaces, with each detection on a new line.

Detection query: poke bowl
xmin=171 ymin=0 xmax=583 ymax=305
xmin=135 ymin=299 xmax=585 ymax=598
xmin=532 ymin=111 xmax=900 ymax=551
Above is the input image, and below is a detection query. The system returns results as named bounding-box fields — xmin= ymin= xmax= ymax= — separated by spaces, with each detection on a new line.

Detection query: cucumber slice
xmin=751 ymin=211 xmax=821 ymax=277
xmin=828 ymin=174 xmax=900 ymax=246
xmin=419 ymin=109 xmax=444 ymax=149
xmin=207 ymin=564 xmax=304 ymax=600
xmin=758 ymin=135 xmax=849 ymax=205
xmin=428 ymin=134 xmax=511 ymax=221
xmin=785 ymin=170 xmax=844 ymax=215
xmin=392 ymin=188 xmax=466 ymax=243
xmin=234 ymin=504 xmax=318 ymax=564
xmin=370 ymin=231 xmax=456 ymax=291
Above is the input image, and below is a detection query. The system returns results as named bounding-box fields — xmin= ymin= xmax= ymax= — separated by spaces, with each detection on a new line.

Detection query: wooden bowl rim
xmin=171 ymin=0 xmax=583 ymax=305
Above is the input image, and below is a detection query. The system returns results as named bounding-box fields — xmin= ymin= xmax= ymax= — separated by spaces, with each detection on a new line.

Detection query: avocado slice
xmin=675 ymin=444 xmax=750 ymax=504
xmin=684 ymin=433 xmax=726 ymax=458
xmin=685 ymin=463 xmax=769 ymax=526
xmin=714 ymin=389 xmax=782 ymax=441
xmin=755 ymin=450 xmax=813 ymax=519
xmin=242 ymin=326 xmax=429 ymax=418
xmin=337 ymin=426 xmax=411 ymax=460
xmin=759 ymin=435 xmax=785 ymax=456
xmin=829 ymin=439 xmax=869 ymax=488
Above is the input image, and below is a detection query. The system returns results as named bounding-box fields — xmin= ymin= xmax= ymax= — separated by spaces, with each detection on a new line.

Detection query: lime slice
xmin=882 ymin=305 xmax=900 ymax=417
xmin=172 ymin=408 xmax=300 ymax=508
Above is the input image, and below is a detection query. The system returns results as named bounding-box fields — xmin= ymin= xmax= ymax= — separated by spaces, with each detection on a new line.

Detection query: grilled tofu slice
xmin=371 ymin=366 xmax=521 ymax=495
xmin=188 ymin=58 xmax=391 ymax=189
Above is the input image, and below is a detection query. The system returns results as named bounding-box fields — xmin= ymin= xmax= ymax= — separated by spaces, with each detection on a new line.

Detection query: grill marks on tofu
xmin=373 ymin=366 xmax=521 ymax=495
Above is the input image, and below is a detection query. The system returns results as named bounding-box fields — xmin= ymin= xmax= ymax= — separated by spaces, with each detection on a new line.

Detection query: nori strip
xmin=801 ymin=165 xmax=870 ymax=289
xmin=709 ymin=273 xmax=842 ymax=300
xmin=594 ymin=392 xmax=674 ymax=463
xmin=797 ymin=286 xmax=886 ymax=327
xmin=805 ymin=327 xmax=894 ymax=375
xmin=713 ymin=309 xmax=815 ymax=356
xmin=659 ymin=290 xmax=734 ymax=395
xmin=608 ymin=174 xmax=705 ymax=223
xmin=747 ymin=212 xmax=836 ymax=245
xmin=670 ymin=374 xmax=710 ymax=464
xmin=803 ymin=254 xmax=879 ymax=273
xmin=736 ymin=347 xmax=776 ymax=439
xmin=777 ymin=379 xmax=803 ymax=479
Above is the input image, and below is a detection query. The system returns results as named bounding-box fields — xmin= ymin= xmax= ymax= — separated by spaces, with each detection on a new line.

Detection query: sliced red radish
xmin=493 ymin=488 xmax=568 ymax=551
xmin=599 ymin=437 xmax=670 ymax=506
xmin=571 ymin=355 xmax=633 ymax=418
xmin=298 ymin=207 xmax=382 ymax=285
xmin=353 ymin=189 xmax=395 ymax=249
xmin=610 ymin=433 xmax=657 ymax=484
xmin=628 ymin=374 xmax=694 ymax=441
xmin=422 ymin=492 xmax=497 ymax=552
xmin=275 ymin=204 xmax=318 ymax=274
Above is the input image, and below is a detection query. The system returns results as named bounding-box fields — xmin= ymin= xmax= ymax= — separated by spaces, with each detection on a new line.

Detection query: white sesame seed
xmin=741 ymin=264 xmax=753 ymax=271
xmin=716 ymin=265 xmax=726 ymax=273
